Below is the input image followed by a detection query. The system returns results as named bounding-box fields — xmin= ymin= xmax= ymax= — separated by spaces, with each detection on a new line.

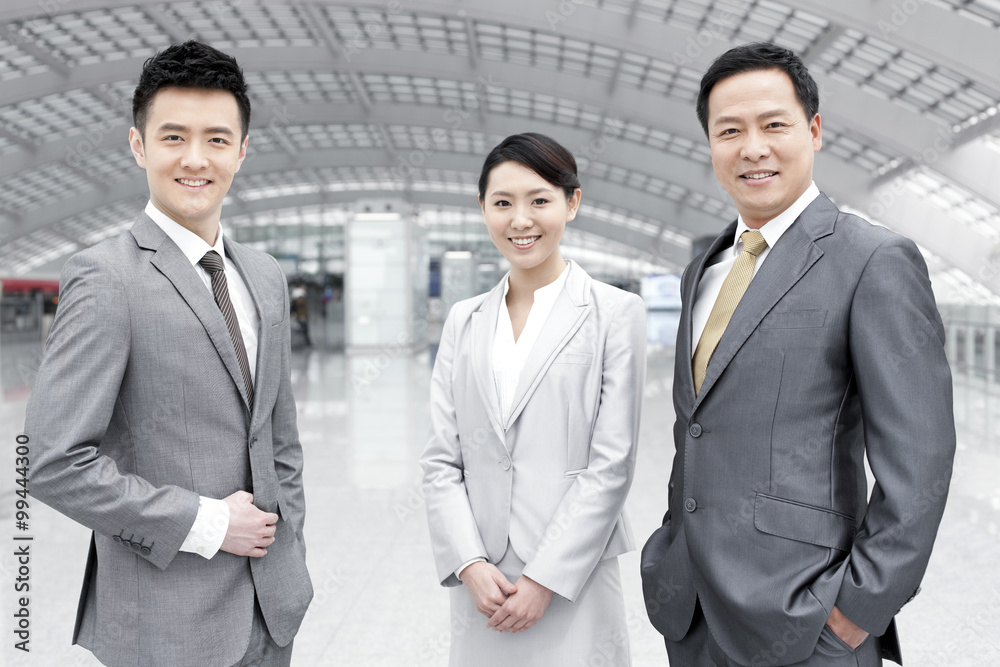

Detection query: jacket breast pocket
xmin=760 ymin=309 xmax=827 ymax=330
xmin=552 ymin=352 xmax=594 ymax=366
xmin=753 ymin=493 xmax=854 ymax=551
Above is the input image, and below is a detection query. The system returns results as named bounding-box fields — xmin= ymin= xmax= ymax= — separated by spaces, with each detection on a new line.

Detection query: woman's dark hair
xmin=132 ymin=40 xmax=251 ymax=140
xmin=696 ymin=42 xmax=819 ymax=137
xmin=478 ymin=133 xmax=581 ymax=200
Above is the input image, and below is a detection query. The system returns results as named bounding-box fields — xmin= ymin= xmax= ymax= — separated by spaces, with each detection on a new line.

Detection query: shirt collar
xmin=733 ymin=181 xmax=819 ymax=253
xmin=501 ymin=260 xmax=571 ymax=301
xmin=144 ymin=200 xmax=226 ymax=268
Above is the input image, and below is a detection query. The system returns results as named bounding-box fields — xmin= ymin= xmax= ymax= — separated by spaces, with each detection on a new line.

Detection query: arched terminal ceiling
xmin=0 ymin=0 xmax=998 ymax=291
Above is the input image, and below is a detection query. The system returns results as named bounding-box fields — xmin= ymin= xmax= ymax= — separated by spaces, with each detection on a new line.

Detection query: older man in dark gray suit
xmin=24 ymin=41 xmax=312 ymax=666
xmin=641 ymin=42 xmax=955 ymax=667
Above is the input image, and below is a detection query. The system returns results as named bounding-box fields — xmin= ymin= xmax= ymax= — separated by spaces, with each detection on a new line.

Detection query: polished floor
xmin=1 ymin=339 xmax=998 ymax=666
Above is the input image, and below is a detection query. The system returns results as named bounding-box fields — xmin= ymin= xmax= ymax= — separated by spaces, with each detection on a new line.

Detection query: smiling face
xmin=480 ymin=160 xmax=581 ymax=279
xmin=128 ymin=86 xmax=248 ymax=241
xmin=707 ymin=68 xmax=822 ymax=229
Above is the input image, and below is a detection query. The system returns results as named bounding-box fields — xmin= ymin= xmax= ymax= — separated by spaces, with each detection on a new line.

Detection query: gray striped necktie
xmin=199 ymin=250 xmax=255 ymax=410
xmin=692 ymin=230 xmax=768 ymax=395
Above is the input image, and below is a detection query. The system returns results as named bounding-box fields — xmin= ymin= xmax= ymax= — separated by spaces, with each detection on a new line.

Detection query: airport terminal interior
xmin=1 ymin=0 xmax=999 ymax=664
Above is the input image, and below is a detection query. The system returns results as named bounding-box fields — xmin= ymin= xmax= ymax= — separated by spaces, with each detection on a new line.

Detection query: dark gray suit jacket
xmin=24 ymin=213 xmax=312 ymax=667
xmin=641 ymin=194 xmax=955 ymax=665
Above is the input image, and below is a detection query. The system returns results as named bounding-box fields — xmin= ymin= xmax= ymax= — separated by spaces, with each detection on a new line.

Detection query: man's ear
xmin=128 ymin=127 xmax=146 ymax=168
xmin=235 ymin=134 xmax=249 ymax=172
xmin=810 ymin=113 xmax=822 ymax=153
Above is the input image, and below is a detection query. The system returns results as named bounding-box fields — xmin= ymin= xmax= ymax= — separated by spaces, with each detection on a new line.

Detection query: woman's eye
xmin=494 ymin=200 xmax=510 ymax=207
xmin=533 ymin=198 xmax=548 ymax=205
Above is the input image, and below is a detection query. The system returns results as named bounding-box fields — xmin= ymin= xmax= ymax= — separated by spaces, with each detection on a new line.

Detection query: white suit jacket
xmin=421 ymin=261 xmax=647 ymax=601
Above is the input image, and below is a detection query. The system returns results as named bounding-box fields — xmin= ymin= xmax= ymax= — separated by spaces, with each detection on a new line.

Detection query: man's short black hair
xmin=696 ymin=42 xmax=819 ymax=138
xmin=132 ymin=40 xmax=251 ymax=140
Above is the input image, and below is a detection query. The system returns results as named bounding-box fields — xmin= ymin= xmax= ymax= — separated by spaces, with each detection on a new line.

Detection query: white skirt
xmin=448 ymin=543 xmax=631 ymax=667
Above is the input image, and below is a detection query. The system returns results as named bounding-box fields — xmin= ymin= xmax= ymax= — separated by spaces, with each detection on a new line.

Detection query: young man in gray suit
xmin=641 ymin=42 xmax=956 ymax=666
xmin=24 ymin=41 xmax=312 ymax=666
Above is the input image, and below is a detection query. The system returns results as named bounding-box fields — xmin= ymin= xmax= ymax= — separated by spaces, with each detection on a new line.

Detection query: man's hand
xmin=219 ymin=491 xmax=277 ymax=558
xmin=460 ymin=562 xmax=518 ymax=618
xmin=826 ymin=605 xmax=869 ymax=650
xmin=487 ymin=575 xmax=553 ymax=634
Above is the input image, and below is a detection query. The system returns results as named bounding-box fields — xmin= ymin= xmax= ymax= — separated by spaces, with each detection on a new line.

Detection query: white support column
xmin=345 ymin=199 xmax=429 ymax=355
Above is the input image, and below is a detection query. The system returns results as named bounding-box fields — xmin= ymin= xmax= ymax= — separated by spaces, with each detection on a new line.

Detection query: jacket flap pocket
xmin=761 ymin=309 xmax=827 ymax=330
xmin=754 ymin=493 xmax=854 ymax=551
xmin=553 ymin=352 xmax=593 ymax=366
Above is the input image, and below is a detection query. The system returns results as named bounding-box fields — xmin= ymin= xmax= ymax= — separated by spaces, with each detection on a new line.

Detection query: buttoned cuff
xmin=456 ymin=557 xmax=487 ymax=581
xmin=179 ymin=496 xmax=230 ymax=559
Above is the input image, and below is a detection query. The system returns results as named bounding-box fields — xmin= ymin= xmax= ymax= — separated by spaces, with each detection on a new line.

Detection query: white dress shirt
xmin=456 ymin=261 xmax=571 ymax=580
xmin=145 ymin=200 xmax=262 ymax=559
xmin=493 ymin=262 xmax=571 ymax=421
xmin=690 ymin=183 xmax=820 ymax=356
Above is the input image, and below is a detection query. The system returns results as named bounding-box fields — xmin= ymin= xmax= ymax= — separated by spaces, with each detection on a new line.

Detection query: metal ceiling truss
xmin=0 ymin=0 xmax=998 ymax=293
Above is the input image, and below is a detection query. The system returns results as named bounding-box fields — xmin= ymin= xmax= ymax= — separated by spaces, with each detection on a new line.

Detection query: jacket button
xmin=689 ymin=423 xmax=702 ymax=438
xmin=684 ymin=498 xmax=697 ymax=513
xmin=140 ymin=547 xmax=151 ymax=556
xmin=499 ymin=456 xmax=511 ymax=471
xmin=112 ymin=535 xmax=122 ymax=543
xmin=130 ymin=542 xmax=141 ymax=552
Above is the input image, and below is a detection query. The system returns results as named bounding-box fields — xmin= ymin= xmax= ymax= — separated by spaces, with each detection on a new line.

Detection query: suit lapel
xmin=504 ymin=262 xmax=592 ymax=431
xmin=131 ymin=214 xmax=252 ymax=415
xmin=693 ymin=195 xmax=837 ymax=407
xmin=678 ymin=223 xmax=737 ymax=403
xmin=470 ymin=280 xmax=506 ymax=442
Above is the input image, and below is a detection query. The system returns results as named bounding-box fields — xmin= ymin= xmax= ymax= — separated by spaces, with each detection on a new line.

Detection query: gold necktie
xmin=692 ymin=230 xmax=768 ymax=395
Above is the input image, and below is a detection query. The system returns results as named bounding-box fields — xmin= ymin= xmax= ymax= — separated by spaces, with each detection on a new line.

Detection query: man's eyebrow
xmin=156 ymin=123 xmax=189 ymax=133
xmin=155 ymin=123 xmax=235 ymax=136
xmin=713 ymin=108 xmax=795 ymax=127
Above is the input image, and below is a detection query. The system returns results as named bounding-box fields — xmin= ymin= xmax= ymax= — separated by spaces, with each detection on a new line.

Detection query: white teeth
xmin=743 ymin=172 xmax=776 ymax=180
xmin=178 ymin=179 xmax=209 ymax=186
xmin=511 ymin=236 xmax=540 ymax=246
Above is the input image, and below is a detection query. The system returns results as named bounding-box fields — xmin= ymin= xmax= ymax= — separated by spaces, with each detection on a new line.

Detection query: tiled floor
xmin=1 ymin=340 xmax=997 ymax=666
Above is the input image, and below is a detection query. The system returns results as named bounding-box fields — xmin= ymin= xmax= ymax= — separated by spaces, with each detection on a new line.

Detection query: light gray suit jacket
xmin=641 ymin=194 xmax=956 ymax=665
xmin=24 ymin=213 xmax=312 ymax=667
xmin=421 ymin=261 xmax=646 ymax=602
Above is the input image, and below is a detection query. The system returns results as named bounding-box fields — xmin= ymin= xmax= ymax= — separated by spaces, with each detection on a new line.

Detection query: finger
xmin=495 ymin=615 xmax=519 ymax=632
xmin=487 ymin=608 xmax=509 ymax=629
xmin=512 ymin=620 xmax=534 ymax=634
xmin=494 ymin=572 xmax=517 ymax=595
xmin=263 ymin=512 xmax=279 ymax=525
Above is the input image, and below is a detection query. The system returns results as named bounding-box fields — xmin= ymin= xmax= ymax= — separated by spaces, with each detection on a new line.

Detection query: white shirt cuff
xmin=179 ymin=496 xmax=230 ymax=559
xmin=456 ymin=557 xmax=486 ymax=581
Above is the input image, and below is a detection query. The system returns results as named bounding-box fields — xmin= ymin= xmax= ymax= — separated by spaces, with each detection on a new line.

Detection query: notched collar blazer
xmin=422 ymin=261 xmax=647 ymax=601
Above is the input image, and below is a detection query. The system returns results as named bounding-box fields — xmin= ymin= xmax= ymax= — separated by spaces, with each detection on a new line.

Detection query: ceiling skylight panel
xmin=73 ymin=147 xmax=135 ymax=183
xmin=0 ymin=39 xmax=48 ymax=80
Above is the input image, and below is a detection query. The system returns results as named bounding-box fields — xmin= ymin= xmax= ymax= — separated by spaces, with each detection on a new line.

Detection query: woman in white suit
xmin=420 ymin=133 xmax=647 ymax=665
